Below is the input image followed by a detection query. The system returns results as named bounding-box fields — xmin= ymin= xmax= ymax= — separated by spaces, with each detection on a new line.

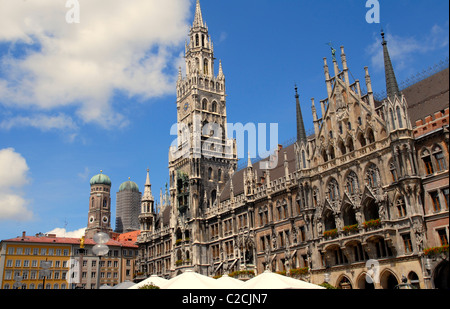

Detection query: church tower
xmin=85 ymin=170 xmax=113 ymax=239
xmin=139 ymin=169 xmax=156 ymax=234
xmin=168 ymin=0 xmax=237 ymax=275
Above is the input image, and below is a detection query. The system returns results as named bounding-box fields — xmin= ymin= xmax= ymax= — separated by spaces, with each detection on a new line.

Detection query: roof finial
xmin=193 ymin=0 xmax=204 ymax=28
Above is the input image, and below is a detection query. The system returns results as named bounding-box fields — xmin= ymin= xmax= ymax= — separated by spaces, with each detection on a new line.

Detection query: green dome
xmin=90 ymin=171 xmax=112 ymax=186
xmin=119 ymin=179 xmax=139 ymax=192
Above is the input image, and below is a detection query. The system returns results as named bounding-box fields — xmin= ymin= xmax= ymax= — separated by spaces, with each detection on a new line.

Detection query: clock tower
xmin=85 ymin=170 xmax=113 ymax=239
xmin=169 ymin=0 xmax=237 ymax=274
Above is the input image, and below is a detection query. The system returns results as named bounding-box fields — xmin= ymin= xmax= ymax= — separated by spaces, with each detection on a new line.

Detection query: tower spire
xmin=193 ymin=0 xmax=204 ymax=28
xmin=381 ymin=29 xmax=401 ymax=101
xmin=295 ymin=85 xmax=307 ymax=145
xmin=142 ymin=168 xmax=154 ymax=202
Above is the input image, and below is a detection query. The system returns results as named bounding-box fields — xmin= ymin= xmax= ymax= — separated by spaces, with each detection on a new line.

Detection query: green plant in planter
xmin=343 ymin=224 xmax=359 ymax=233
xmin=423 ymin=244 xmax=449 ymax=256
xmin=363 ymin=218 xmax=380 ymax=229
xmin=323 ymin=229 xmax=338 ymax=238
xmin=289 ymin=267 xmax=309 ymax=277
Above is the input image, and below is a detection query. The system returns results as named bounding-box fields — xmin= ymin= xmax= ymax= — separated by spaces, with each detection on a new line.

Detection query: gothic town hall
xmin=135 ymin=1 xmax=449 ymax=289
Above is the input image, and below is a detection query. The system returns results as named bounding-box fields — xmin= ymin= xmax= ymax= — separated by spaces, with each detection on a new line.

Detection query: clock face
xmin=102 ymin=216 xmax=109 ymax=224
xmin=183 ymin=102 xmax=189 ymax=112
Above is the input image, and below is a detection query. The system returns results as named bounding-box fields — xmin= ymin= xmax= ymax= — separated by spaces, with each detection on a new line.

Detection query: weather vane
xmin=326 ymin=41 xmax=337 ymax=62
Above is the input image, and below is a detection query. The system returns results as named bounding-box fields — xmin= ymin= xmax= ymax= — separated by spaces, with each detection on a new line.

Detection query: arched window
xmin=342 ymin=204 xmax=357 ymax=226
xmin=390 ymin=108 xmax=396 ymax=130
xmin=329 ymin=146 xmax=335 ymax=160
xmin=358 ymin=132 xmax=366 ymax=147
xmin=217 ymin=169 xmax=222 ymax=182
xmin=211 ymin=101 xmax=217 ymax=113
xmin=195 ymin=34 xmax=199 ymax=46
xmin=366 ymin=164 xmax=380 ymax=188
xmin=421 ymin=149 xmax=434 ymax=175
xmin=396 ymin=197 xmax=407 ymax=218
xmin=211 ymin=190 xmax=217 ymax=206
xmin=322 ymin=149 xmax=328 ymax=163
xmin=396 ymin=106 xmax=403 ymax=128
xmin=345 ymin=172 xmax=359 ymax=195
xmin=367 ymin=128 xmax=375 ymax=144
xmin=302 ymin=150 xmax=307 ymax=168
xmin=347 ymin=137 xmax=354 ymax=152
xmin=327 ymin=178 xmax=340 ymax=201
xmin=203 ymin=58 xmax=209 ymax=75
xmin=202 ymin=99 xmax=208 ymax=111
xmin=103 ymin=198 xmax=108 ymax=208
xmin=208 ymin=167 xmax=213 ymax=180
xmin=338 ymin=140 xmax=346 ymax=155
xmin=433 ymin=145 xmax=446 ymax=171
xmin=324 ymin=209 xmax=336 ymax=231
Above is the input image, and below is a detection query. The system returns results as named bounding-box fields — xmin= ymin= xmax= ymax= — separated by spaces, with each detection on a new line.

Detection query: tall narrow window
xmin=396 ymin=198 xmax=407 ymax=217
xmin=443 ymin=188 xmax=449 ymax=209
xmin=402 ymin=233 xmax=413 ymax=253
xmin=430 ymin=191 xmax=441 ymax=212
xmin=203 ymin=59 xmax=209 ymax=75
xmin=438 ymin=229 xmax=449 ymax=246
xmin=433 ymin=146 xmax=446 ymax=171
xmin=366 ymin=164 xmax=379 ymax=188
xmin=396 ymin=106 xmax=403 ymax=128
xmin=421 ymin=149 xmax=434 ymax=175
xmin=390 ymin=108 xmax=396 ymax=130
xmin=302 ymin=150 xmax=306 ymax=168
xmin=208 ymin=167 xmax=213 ymax=180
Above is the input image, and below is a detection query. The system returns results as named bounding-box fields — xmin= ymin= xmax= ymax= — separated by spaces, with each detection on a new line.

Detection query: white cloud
xmin=0 ymin=148 xmax=33 ymax=221
xmin=367 ymin=23 xmax=450 ymax=72
xmin=46 ymin=227 xmax=86 ymax=238
xmin=0 ymin=113 xmax=78 ymax=131
xmin=0 ymin=0 xmax=192 ymax=128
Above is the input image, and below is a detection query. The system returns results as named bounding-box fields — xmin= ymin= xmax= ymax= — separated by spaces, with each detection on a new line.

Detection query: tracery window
xmin=327 ymin=178 xmax=340 ymax=201
xmin=396 ymin=197 xmax=407 ymax=217
xmin=366 ymin=164 xmax=380 ymax=188
xmin=345 ymin=172 xmax=359 ymax=195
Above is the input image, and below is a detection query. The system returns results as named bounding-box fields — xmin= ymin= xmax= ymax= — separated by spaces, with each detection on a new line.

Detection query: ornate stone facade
xmin=136 ymin=1 xmax=449 ymax=288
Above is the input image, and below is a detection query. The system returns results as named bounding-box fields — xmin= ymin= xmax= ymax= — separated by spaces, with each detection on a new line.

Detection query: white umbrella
xmin=129 ymin=275 xmax=169 ymax=289
xmin=113 ymin=280 xmax=136 ymax=289
xmin=216 ymin=275 xmax=244 ymax=289
xmin=241 ymin=270 xmax=325 ymax=289
xmin=160 ymin=270 xmax=223 ymax=289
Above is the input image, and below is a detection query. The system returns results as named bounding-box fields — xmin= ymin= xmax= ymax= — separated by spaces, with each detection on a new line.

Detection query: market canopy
xmin=112 ymin=280 xmax=136 ymax=289
xmin=241 ymin=270 xmax=325 ymax=289
xmin=129 ymin=275 xmax=169 ymax=289
xmin=159 ymin=270 xmax=223 ymax=289
xmin=216 ymin=275 xmax=245 ymax=289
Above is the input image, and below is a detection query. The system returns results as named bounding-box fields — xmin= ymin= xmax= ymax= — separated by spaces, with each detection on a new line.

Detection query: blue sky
xmin=0 ymin=0 xmax=448 ymax=240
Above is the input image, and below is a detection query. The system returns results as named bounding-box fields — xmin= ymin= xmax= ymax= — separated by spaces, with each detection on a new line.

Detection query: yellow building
xmin=0 ymin=231 xmax=139 ymax=289
xmin=0 ymin=232 xmax=75 ymax=289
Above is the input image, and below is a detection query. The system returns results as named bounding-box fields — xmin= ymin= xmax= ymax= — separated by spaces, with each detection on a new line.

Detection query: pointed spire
xmin=381 ymin=29 xmax=401 ymax=101
xmin=142 ymin=168 xmax=154 ymax=202
xmin=218 ymin=60 xmax=224 ymax=79
xmin=295 ymin=85 xmax=307 ymax=145
xmin=193 ymin=0 xmax=204 ymax=28
xmin=247 ymin=152 xmax=253 ymax=168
